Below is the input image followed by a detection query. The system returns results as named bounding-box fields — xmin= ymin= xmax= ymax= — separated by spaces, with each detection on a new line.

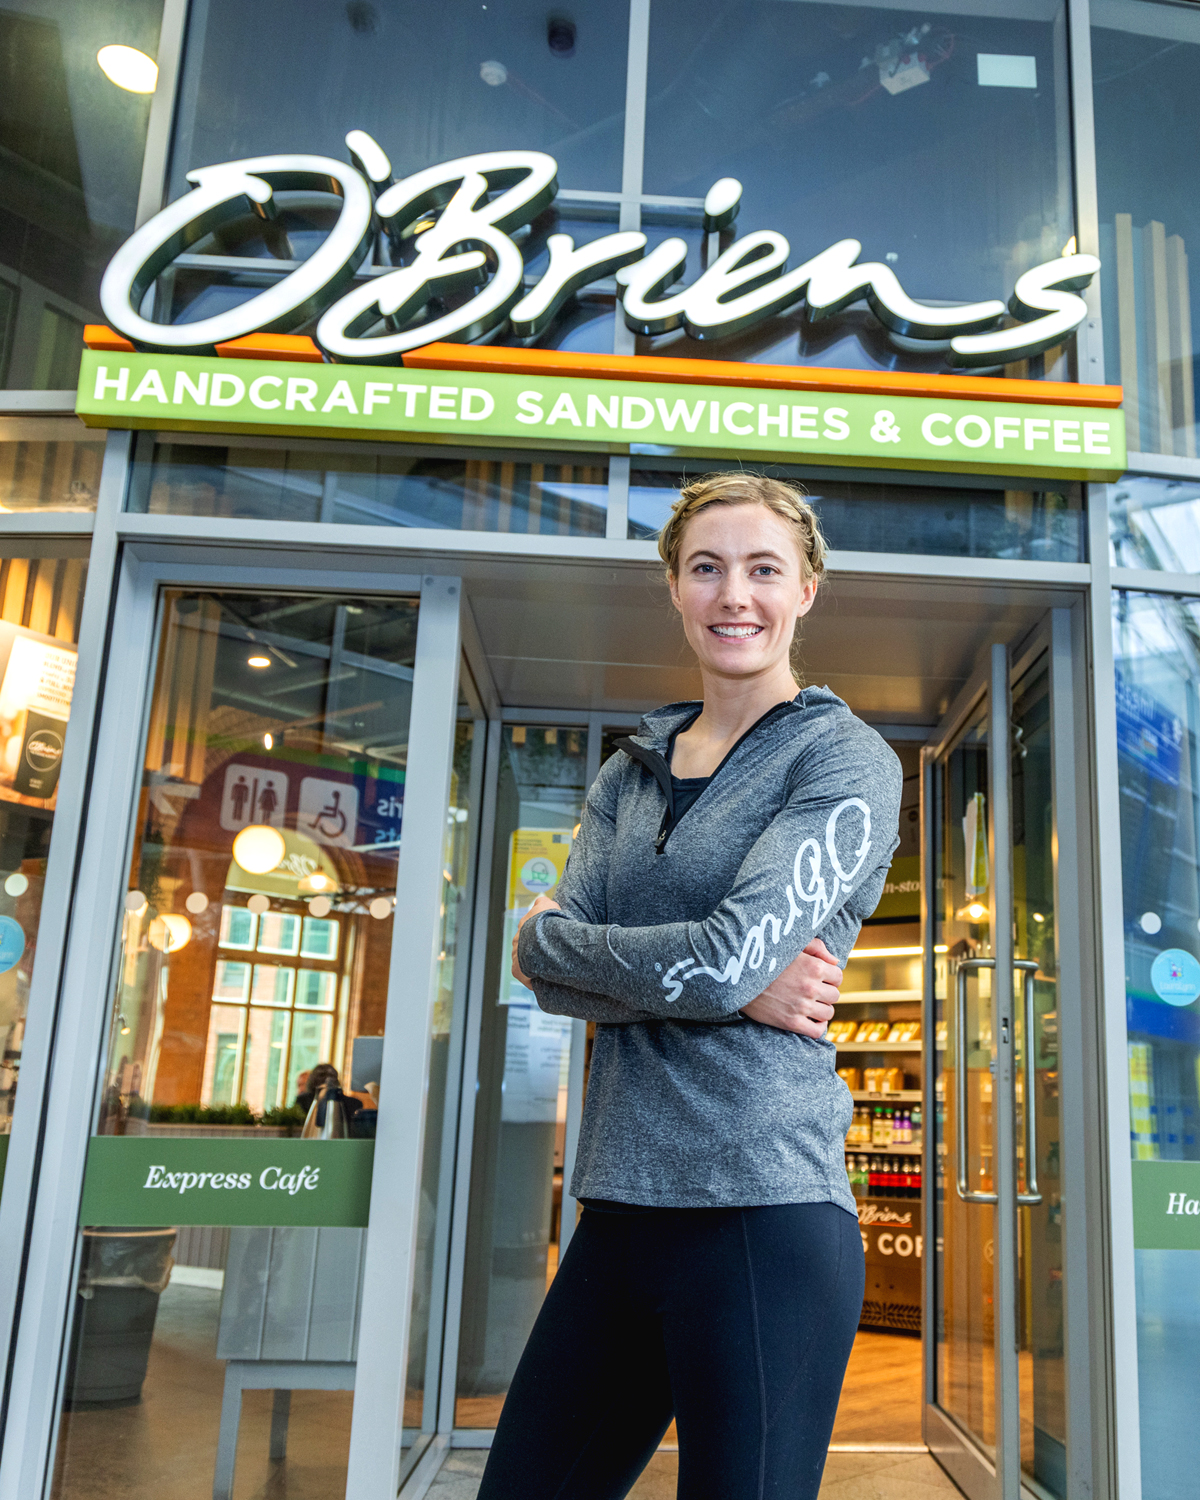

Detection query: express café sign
xmin=100 ymin=132 xmax=1098 ymax=368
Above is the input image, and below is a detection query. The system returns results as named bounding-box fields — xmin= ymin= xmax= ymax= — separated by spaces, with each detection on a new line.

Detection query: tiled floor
xmin=426 ymin=1447 xmax=962 ymax=1500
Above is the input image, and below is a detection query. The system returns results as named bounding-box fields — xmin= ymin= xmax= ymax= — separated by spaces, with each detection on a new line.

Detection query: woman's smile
xmin=669 ymin=504 xmax=818 ymax=683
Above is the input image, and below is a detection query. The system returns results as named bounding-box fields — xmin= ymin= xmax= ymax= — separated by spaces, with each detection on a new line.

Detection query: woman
xmin=481 ymin=473 xmax=902 ymax=1500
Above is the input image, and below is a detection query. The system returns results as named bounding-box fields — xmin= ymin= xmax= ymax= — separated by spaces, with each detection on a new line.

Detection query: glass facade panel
xmin=158 ymin=0 xmax=628 ymax=350
xmin=1109 ymin=473 xmax=1200 ymax=572
xmin=0 ymin=420 xmax=104 ymax=512
xmin=629 ymin=467 xmax=1084 ymax=562
xmin=456 ymin=723 xmax=586 ymax=1428
xmin=51 ymin=588 xmax=417 ymax=1500
xmin=170 ymin=0 xmax=629 ymax=197
xmin=0 ymin=551 xmax=87 ymax=1200
xmin=129 ymin=441 xmax=609 ymax=537
xmin=1094 ymin=0 xmax=1200 ymax=460
xmin=0 ymin=0 xmax=163 ymax=390
xmin=642 ymin=0 xmax=1074 ymax=375
xmin=1112 ymin=590 xmax=1200 ymax=1500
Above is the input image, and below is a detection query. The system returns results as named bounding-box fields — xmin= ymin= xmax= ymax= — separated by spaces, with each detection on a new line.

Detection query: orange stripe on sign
xmin=214 ymin=333 xmax=324 ymax=363
xmin=401 ymin=342 xmax=1124 ymax=409
xmin=83 ymin=324 xmax=135 ymax=352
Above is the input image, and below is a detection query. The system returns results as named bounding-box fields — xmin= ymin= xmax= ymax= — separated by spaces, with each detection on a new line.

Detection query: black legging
xmin=477 ymin=1200 xmax=864 ymax=1500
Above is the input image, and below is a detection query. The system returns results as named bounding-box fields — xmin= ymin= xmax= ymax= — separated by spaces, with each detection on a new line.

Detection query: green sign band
xmin=1131 ymin=1159 xmax=1200 ymax=1249
xmin=76 ymin=350 xmax=1125 ymax=482
xmin=79 ymin=1137 xmax=374 ymax=1227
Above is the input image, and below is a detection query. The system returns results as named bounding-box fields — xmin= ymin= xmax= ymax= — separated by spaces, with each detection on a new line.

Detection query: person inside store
xmin=481 ymin=473 xmax=902 ymax=1500
xmin=296 ymin=1061 xmax=378 ymax=1136
xmin=295 ymin=1062 xmax=361 ymax=1121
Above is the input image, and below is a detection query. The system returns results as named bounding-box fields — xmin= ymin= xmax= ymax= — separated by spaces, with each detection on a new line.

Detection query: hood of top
xmin=627 ymin=685 xmax=846 ymax=754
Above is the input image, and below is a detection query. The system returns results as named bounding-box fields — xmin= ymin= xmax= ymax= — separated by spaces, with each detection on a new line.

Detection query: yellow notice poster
xmin=507 ymin=827 xmax=573 ymax=907
xmin=501 ymin=827 xmax=574 ymax=1005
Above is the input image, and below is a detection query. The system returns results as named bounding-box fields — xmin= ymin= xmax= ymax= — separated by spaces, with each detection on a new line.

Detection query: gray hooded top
xmin=517 ymin=688 xmax=903 ymax=1212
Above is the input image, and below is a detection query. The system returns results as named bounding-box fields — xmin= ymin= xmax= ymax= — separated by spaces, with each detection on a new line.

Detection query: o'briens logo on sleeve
xmin=143 ymin=1162 xmax=320 ymax=1195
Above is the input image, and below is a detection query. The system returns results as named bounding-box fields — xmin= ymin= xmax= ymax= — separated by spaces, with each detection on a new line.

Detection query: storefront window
xmin=0 ymin=550 xmax=87 ymax=1199
xmin=129 ymin=441 xmax=609 ymax=536
xmin=641 ymin=0 xmax=1075 ymax=375
xmin=0 ymin=421 xmax=104 ymax=512
xmin=1109 ymin=474 xmax=1200 ymax=572
xmin=455 ymin=723 xmax=586 ymax=1428
xmin=629 ymin=467 xmax=1084 ymax=562
xmin=1113 ymin=590 xmax=1200 ymax=1500
xmin=1 ymin=0 xmax=163 ymax=391
xmin=1094 ymin=0 xmax=1200 ymax=459
xmin=51 ymin=589 xmax=417 ymax=1500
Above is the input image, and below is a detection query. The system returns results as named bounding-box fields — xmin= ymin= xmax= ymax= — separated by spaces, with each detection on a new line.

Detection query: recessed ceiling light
xmin=248 ymin=654 xmax=271 ymax=668
xmin=97 ymin=44 xmax=158 ymax=93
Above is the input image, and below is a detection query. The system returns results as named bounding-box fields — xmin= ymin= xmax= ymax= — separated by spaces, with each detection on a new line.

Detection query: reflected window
xmin=130 ymin=440 xmax=610 ymax=537
xmin=1109 ymin=474 xmax=1200 ymax=572
xmin=0 ymin=2 xmax=163 ymax=390
xmin=97 ymin=589 xmax=417 ymax=1132
xmin=1094 ymin=1 xmax=1200 ymax=459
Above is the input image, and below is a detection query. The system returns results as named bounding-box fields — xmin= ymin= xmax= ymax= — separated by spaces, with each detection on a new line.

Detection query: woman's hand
xmin=511 ymin=894 xmax=561 ymax=987
xmin=740 ymin=938 xmax=843 ymax=1038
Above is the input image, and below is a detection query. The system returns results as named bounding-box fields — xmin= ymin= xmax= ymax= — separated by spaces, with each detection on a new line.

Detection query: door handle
xmin=955 ymin=958 xmax=998 ymax=1204
xmin=1014 ymin=959 xmax=1042 ymax=1206
xmin=954 ymin=957 xmax=1043 ymax=1205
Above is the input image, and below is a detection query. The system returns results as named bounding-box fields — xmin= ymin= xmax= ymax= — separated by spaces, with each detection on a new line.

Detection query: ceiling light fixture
xmin=232 ymin=823 xmax=286 ymax=875
xmin=149 ymin=913 xmax=192 ymax=952
xmin=97 ymin=44 xmax=158 ymax=94
xmin=248 ymin=654 xmax=271 ymax=668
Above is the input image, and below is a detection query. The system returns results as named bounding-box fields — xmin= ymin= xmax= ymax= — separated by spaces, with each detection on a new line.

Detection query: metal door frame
xmin=921 ymin=604 xmax=1103 ymax=1500
xmin=0 ymin=541 xmax=468 ymax=1500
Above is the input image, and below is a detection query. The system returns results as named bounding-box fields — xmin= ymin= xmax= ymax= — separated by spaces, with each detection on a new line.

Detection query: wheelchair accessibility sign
xmin=298 ymin=776 xmax=359 ymax=847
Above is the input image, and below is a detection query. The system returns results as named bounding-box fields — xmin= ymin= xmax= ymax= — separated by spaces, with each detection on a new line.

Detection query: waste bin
xmin=63 ymin=1227 xmax=176 ymax=1407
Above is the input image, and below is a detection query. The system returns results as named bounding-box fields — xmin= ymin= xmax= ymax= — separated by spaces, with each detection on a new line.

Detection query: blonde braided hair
xmin=657 ymin=472 xmax=827 ymax=584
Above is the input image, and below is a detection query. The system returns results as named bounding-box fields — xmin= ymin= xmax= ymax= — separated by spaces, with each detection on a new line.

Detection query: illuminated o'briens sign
xmin=100 ymin=132 xmax=1098 ymax=370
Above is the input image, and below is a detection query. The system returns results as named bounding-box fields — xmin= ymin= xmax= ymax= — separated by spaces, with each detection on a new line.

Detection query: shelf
xmin=837 ymin=990 xmax=922 ymax=1004
xmin=835 ymin=1040 xmax=923 ymax=1052
xmin=851 ymin=1089 xmax=923 ymax=1101
xmin=845 ymin=1142 xmax=924 ymax=1156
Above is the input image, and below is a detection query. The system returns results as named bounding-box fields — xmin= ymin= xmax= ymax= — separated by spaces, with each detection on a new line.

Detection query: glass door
xmin=924 ymin=632 xmax=1070 ymax=1500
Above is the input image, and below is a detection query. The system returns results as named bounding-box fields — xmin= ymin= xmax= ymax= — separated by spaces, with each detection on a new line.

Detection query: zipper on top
xmin=617 ymin=695 xmax=802 ymax=854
